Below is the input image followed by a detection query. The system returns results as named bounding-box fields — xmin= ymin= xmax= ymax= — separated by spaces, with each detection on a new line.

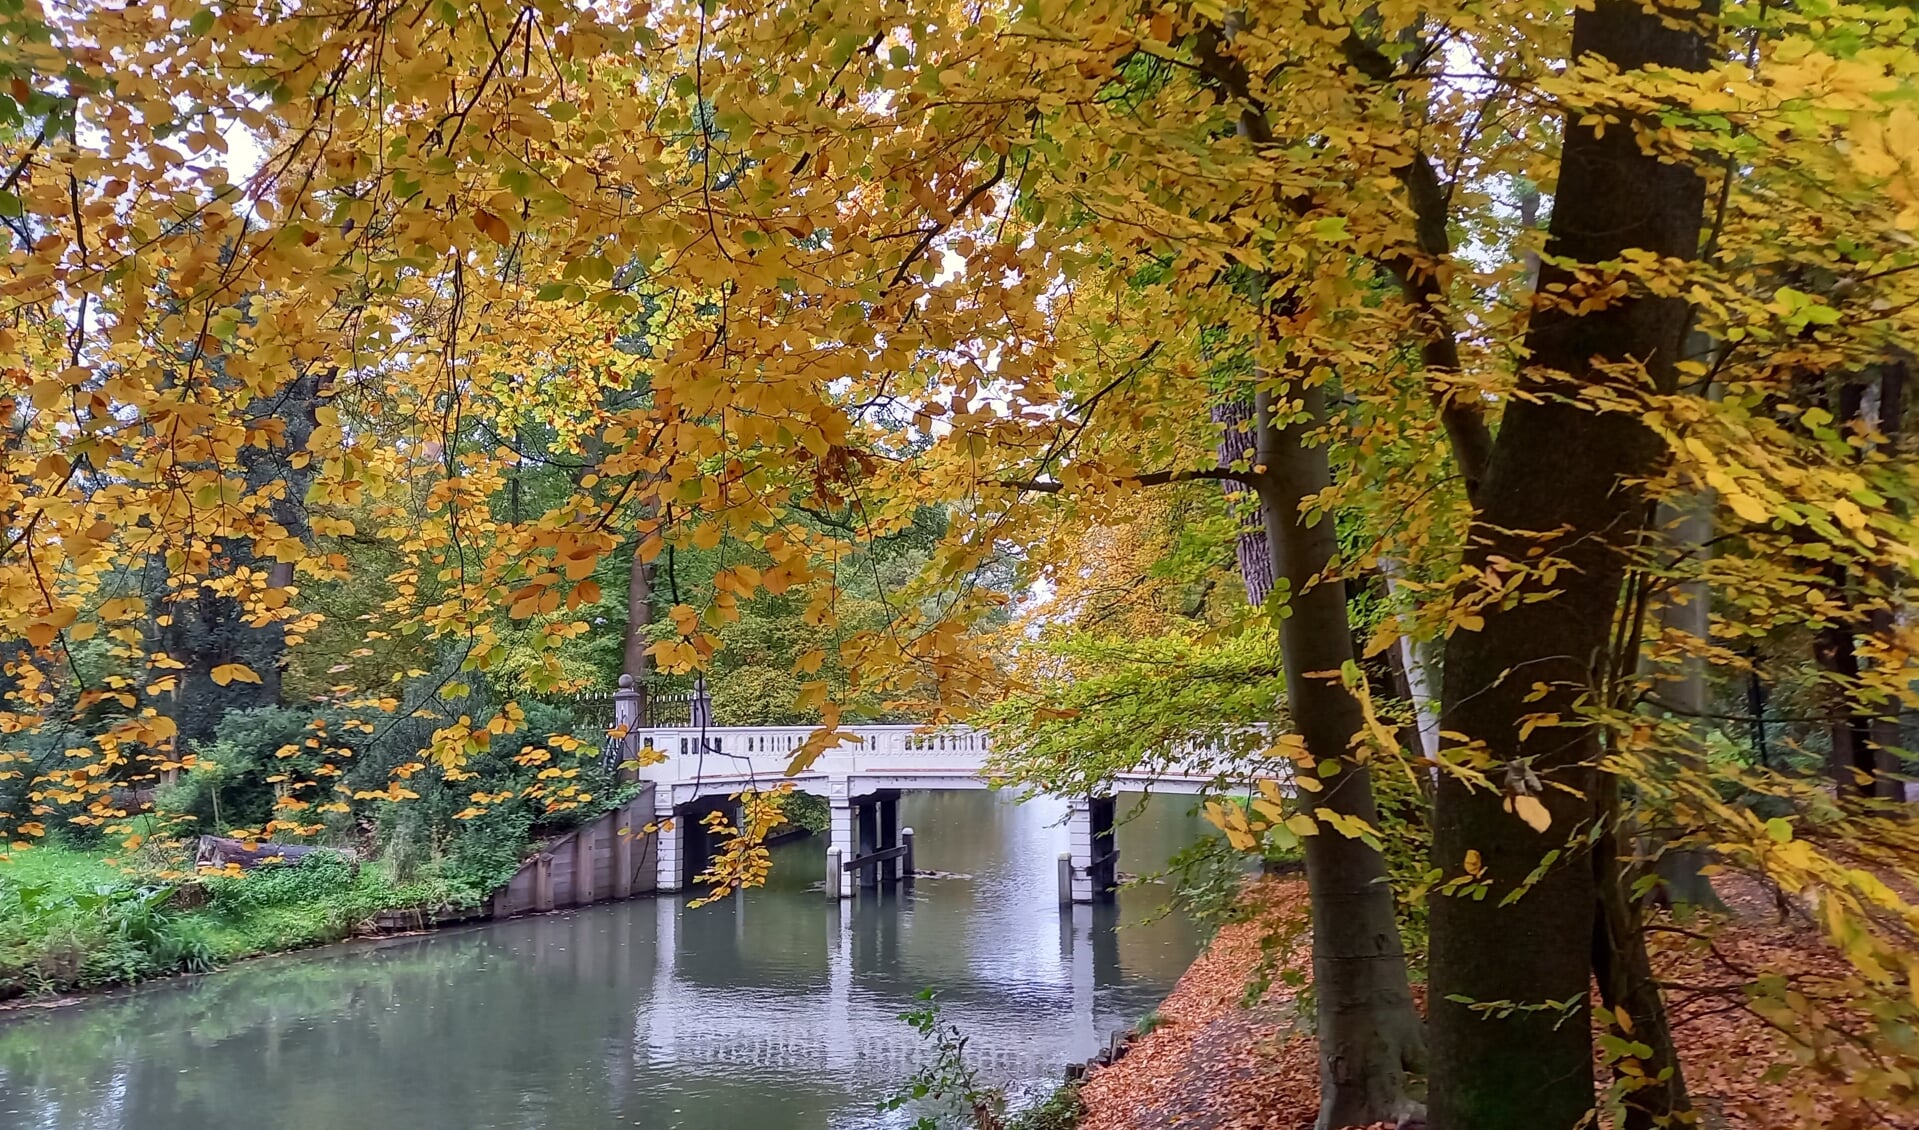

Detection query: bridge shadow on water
xmin=0 ymin=790 xmax=1209 ymax=1130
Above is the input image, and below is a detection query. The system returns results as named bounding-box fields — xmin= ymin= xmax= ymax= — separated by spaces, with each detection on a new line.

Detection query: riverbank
xmin=1073 ymin=876 xmax=1916 ymax=1130
xmin=0 ymin=846 xmax=484 ymax=1002
xmin=1076 ymin=877 xmax=1317 ymax=1130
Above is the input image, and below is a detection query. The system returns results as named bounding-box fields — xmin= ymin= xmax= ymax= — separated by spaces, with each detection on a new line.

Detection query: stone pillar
xmin=827 ymin=780 xmax=854 ymax=900
xmin=655 ymin=793 xmax=682 ymax=893
xmin=1066 ymin=798 xmax=1093 ymax=904
xmin=612 ymin=674 xmax=642 ymax=782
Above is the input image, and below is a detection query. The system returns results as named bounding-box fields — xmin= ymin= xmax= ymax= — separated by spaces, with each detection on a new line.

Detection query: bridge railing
xmin=626 ymin=724 xmax=995 ymax=783
xmin=623 ymin=722 xmax=1281 ymax=791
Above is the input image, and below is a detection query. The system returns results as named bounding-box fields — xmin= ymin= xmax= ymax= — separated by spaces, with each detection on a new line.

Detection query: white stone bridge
xmin=611 ymin=680 xmax=1276 ymax=904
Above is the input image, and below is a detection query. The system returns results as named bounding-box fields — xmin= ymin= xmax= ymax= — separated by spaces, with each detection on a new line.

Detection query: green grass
xmin=0 ymin=846 xmax=475 ymax=1000
xmin=1007 ymin=1080 xmax=1083 ymax=1130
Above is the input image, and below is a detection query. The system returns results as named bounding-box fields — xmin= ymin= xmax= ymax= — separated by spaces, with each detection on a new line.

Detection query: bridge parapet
xmin=628 ymin=724 xmax=995 ymax=793
xmin=611 ymin=709 xmax=1283 ymax=901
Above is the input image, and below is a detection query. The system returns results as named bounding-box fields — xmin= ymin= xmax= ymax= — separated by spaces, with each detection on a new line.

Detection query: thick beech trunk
xmin=1428 ymin=2 xmax=1715 ymax=1127
xmin=1251 ymin=385 xmax=1425 ymax=1130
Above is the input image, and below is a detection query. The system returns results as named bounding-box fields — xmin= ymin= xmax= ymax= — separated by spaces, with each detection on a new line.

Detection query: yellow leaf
xmin=474 ymin=208 xmax=511 ymax=246
xmin=1888 ymin=107 xmax=1919 ymax=165
xmin=211 ymin=663 xmax=263 ymax=686
xmin=1724 ymin=488 xmax=1769 ymax=525
xmin=1510 ymin=794 xmax=1551 ymax=833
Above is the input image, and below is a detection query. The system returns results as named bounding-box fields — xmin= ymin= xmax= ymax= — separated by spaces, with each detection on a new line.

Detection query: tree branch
xmin=1192 ymin=21 xmax=1494 ymax=501
xmin=994 ymin=466 xmax=1258 ymax=494
xmin=886 ymin=152 xmax=1010 ymax=291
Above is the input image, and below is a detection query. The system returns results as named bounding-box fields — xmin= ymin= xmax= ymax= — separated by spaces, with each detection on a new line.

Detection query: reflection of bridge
xmin=635 ymin=895 xmax=1119 ymax=1075
xmin=610 ymin=679 xmax=1272 ymax=903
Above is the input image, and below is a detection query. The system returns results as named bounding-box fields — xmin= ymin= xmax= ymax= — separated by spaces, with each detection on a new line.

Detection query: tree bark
xmin=623 ymin=542 xmax=655 ymax=727
xmin=1646 ymin=476 xmax=1725 ymax=911
xmin=1213 ymin=398 xmax=1275 ymax=607
xmin=1594 ymin=770 xmax=1692 ymax=1130
xmin=1809 ymin=366 xmax=1912 ymax=799
xmin=1864 ymin=361 xmax=1908 ymax=800
xmin=1252 ymin=384 xmax=1425 ymax=1130
xmin=1428 ymin=2 xmax=1716 ymax=1127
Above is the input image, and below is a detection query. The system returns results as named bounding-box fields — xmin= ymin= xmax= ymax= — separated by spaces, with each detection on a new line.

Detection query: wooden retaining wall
xmin=486 ymin=785 xmax=659 ymax=918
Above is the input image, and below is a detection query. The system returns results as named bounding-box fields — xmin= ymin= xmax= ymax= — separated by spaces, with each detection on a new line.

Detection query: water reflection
xmin=0 ymin=791 xmax=1204 ymax=1130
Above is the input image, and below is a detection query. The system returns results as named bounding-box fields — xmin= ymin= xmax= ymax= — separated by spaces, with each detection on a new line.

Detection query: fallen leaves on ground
xmin=1077 ymin=875 xmax=1917 ymax=1130
xmin=1078 ymin=878 xmax=1319 ymax=1130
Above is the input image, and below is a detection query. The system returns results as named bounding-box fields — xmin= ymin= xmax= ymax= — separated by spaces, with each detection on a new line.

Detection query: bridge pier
xmin=829 ymin=783 xmax=904 ymax=898
xmin=655 ymin=792 xmax=681 ymax=893
xmin=655 ymin=795 xmax=742 ymax=893
xmin=1064 ymin=796 xmax=1118 ymax=904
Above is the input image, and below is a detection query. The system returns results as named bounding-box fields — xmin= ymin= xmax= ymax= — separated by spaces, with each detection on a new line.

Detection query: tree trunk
xmin=154 ymin=368 xmax=327 ymax=741
xmin=1865 ymin=361 xmax=1908 ymax=800
xmin=1648 ymin=485 xmax=1726 ymax=911
xmin=1594 ymin=770 xmax=1692 ymax=1130
xmin=1428 ymin=2 xmax=1716 ymax=1127
xmin=1213 ymin=398 xmax=1275 ymax=607
xmin=1380 ymin=558 xmax=1441 ymax=761
xmin=1252 ymin=384 xmax=1425 ymax=1130
xmin=623 ymin=544 xmax=655 ymax=727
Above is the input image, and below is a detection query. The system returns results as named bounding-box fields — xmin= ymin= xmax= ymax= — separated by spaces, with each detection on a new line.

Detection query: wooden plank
xmin=612 ymin=806 xmax=634 ymax=899
xmin=841 ymin=844 xmax=909 ymax=871
xmin=574 ymin=824 xmax=595 ymax=905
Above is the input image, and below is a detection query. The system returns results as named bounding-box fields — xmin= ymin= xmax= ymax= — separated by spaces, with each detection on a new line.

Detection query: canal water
xmin=0 ymin=791 xmax=1206 ymax=1129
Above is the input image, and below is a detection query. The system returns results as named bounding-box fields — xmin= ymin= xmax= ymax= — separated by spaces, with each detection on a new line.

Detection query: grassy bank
xmin=0 ymin=846 xmax=479 ymax=1001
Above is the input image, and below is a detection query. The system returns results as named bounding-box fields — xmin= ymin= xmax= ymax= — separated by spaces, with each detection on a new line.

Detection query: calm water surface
xmin=0 ymin=791 xmax=1205 ymax=1130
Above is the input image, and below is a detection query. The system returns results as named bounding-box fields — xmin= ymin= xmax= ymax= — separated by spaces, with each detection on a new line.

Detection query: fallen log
xmin=195 ymin=836 xmax=357 ymax=871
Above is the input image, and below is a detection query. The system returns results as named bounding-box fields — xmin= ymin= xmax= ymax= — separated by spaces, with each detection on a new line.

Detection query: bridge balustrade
xmin=603 ymin=675 xmax=1280 ymax=904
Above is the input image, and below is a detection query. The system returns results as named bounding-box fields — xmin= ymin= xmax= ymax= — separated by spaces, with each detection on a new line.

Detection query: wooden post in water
xmin=1058 ymin=853 xmax=1074 ymax=907
xmin=901 ymin=827 xmax=915 ymax=888
xmin=826 ymin=847 xmax=843 ymax=899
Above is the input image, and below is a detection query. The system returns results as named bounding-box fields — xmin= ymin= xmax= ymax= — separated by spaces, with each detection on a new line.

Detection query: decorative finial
xmin=618 ymin=673 xmax=635 ymax=688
